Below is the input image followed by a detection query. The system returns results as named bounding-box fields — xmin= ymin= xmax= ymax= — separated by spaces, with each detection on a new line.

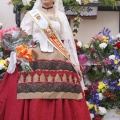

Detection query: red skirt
xmin=0 ymin=68 xmax=91 ymax=120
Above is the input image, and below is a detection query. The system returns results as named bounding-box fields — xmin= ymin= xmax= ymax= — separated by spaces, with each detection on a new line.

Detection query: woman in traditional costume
xmin=0 ymin=0 xmax=91 ymax=119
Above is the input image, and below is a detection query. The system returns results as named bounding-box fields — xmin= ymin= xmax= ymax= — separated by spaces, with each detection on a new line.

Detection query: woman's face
xmin=41 ymin=0 xmax=54 ymax=6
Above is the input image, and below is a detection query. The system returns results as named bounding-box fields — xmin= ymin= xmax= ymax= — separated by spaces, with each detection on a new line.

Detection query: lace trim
xmin=17 ymin=82 xmax=81 ymax=93
xmin=19 ymin=60 xmax=76 ymax=72
xmin=18 ymin=70 xmax=80 ymax=84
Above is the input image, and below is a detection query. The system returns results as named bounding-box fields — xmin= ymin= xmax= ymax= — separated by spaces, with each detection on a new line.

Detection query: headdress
xmin=32 ymin=0 xmax=65 ymax=12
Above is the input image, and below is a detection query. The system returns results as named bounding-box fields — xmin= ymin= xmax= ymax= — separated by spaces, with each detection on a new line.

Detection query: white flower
xmin=99 ymin=43 xmax=107 ymax=49
xmin=98 ymin=106 xmax=107 ymax=115
xmin=89 ymin=0 xmax=94 ymax=2
xmin=90 ymin=113 xmax=94 ymax=119
xmin=114 ymin=33 xmax=120 ymax=40
xmin=93 ymin=0 xmax=99 ymax=2
xmin=0 ymin=63 xmax=5 ymax=70
xmin=98 ymin=93 xmax=104 ymax=100
xmin=76 ymin=0 xmax=81 ymax=4
xmin=118 ymin=66 xmax=120 ymax=73
xmin=77 ymin=41 xmax=82 ymax=48
xmin=107 ymin=70 xmax=112 ymax=75
xmin=0 ymin=22 xmax=2 ymax=29
xmin=111 ymin=35 xmax=116 ymax=40
xmin=22 ymin=0 xmax=31 ymax=5
xmin=109 ymin=55 xmax=115 ymax=60
xmin=12 ymin=30 xmax=20 ymax=39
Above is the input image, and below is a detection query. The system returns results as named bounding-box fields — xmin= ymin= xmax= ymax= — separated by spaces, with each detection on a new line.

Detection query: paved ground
xmin=103 ymin=109 xmax=120 ymax=120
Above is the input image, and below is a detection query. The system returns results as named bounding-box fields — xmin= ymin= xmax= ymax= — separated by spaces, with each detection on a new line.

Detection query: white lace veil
xmin=32 ymin=0 xmax=81 ymax=70
xmin=32 ymin=0 xmax=65 ymax=12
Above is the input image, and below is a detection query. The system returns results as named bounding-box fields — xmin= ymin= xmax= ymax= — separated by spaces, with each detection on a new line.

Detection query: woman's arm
xmin=20 ymin=12 xmax=33 ymax=35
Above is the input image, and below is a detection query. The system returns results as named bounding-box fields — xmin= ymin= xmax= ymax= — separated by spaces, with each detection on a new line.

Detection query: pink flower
xmin=0 ymin=28 xmax=6 ymax=42
xmin=78 ymin=54 xmax=88 ymax=64
xmin=90 ymin=38 xmax=95 ymax=44
xmin=4 ymin=27 xmax=20 ymax=34
xmin=94 ymin=34 xmax=104 ymax=41
xmin=3 ymin=27 xmax=21 ymax=39
xmin=103 ymin=58 xmax=111 ymax=65
xmin=6 ymin=26 xmax=19 ymax=31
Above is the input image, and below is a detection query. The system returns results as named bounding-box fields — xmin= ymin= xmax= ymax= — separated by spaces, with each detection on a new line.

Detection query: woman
xmin=0 ymin=0 xmax=91 ymax=119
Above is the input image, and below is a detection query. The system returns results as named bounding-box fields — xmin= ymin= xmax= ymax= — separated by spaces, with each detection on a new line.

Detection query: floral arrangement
xmin=76 ymin=28 xmax=120 ymax=119
xmin=85 ymin=79 xmax=120 ymax=119
xmin=77 ymin=28 xmax=120 ymax=82
xmin=0 ymin=26 xmax=33 ymax=72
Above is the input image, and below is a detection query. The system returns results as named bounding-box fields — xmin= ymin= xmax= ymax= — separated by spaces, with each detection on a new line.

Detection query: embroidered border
xmin=17 ymin=82 xmax=81 ymax=93
xmin=19 ymin=60 xmax=76 ymax=72
xmin=17 ymin=82 xmax=82 ymax=100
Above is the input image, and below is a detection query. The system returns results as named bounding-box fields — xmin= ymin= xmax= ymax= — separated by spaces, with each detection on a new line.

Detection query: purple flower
xmin=78 ymin=54 xmax=88 ymax=64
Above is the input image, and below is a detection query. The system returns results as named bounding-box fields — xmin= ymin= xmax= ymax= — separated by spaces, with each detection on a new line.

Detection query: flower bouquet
xmin=0 ymin=26 xmax=33 ymax=73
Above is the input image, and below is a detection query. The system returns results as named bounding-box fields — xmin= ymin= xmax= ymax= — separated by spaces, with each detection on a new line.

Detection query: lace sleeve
xmin=20 ymin=12 xmax=33 ymax=35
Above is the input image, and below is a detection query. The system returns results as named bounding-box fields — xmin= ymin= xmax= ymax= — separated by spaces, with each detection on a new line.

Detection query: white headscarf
xmin=32 ymin=0 xmax=65 ymax=12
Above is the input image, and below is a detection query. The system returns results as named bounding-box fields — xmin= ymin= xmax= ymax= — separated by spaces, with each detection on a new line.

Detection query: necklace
xmin=42 ymin=6 xmax=53 ymax=10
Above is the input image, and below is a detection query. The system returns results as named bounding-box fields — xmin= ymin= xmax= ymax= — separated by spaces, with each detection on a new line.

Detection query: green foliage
xmin=12 ymin=0 xmax=23 ymax=8
xmin=87 ymin=66 xmax=105 ymax=82
xmin=63 ymin=0 xmax=79 ymax=6
xmin=100 ymin=0 xmax=117 ymax=8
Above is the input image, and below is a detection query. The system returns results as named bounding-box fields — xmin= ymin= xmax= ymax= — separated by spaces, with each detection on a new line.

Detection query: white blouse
xmin=21 ymin=12 xmax=62 ymax=52
xmin=20 ymin=10 xmax=86 ymax=90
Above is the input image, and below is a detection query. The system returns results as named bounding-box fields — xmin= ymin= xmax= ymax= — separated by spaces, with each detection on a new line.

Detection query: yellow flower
xmin=103 ymin=36 xmax=108 ymax=43
xmin=84 ymin=0 xmax=89 ymax=4
xmin=117 ymin=82 xmax=120 ymax=86
xmin=88 ymin=104 xmax=94 ymax=110
xmin=114 ymin=60 xmax=118 ymax=64
xmin=96 ymin=62 xmax=101 ymax=65
xmin=0 ymin=60 xmax=7 ymax=66
xmin=0 ymin=60 xmax=7 ymax=70
xmin=88 ymin=104 xmax=99 ymax=113
xmin=83 ymin=44 xmax=89 ymax=48
xmin=98 ymin=82 xmax=108 ymax=92
xmin=114 ymin=59 xmax=120 ymax=66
